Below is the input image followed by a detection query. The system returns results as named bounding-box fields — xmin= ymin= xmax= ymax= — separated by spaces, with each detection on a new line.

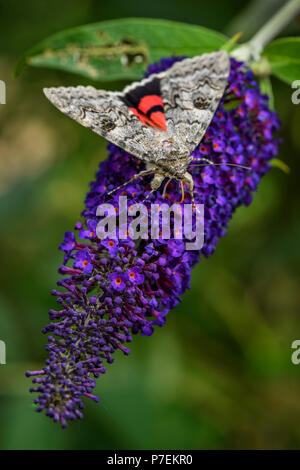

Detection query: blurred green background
xmin=0 ymin=0 xmax=300 ymax=450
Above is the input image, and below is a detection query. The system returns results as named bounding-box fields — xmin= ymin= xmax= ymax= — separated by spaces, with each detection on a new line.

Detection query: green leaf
xmin=258 ymin=76 xmax=275 ymax=110
xmin=16 ymin=18 xmax=227 ymax=82
xmin=263 ymin=37 xmax=300 ymax=85
xmin=271 ymin=158 xmax=290 ymax=174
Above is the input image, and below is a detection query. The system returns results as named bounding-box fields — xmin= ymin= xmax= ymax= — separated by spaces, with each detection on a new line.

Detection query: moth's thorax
xmin=150 ymin=134 xmax=191 ymax=178
xmin=153 ymin=134 xmax=188 ymax=157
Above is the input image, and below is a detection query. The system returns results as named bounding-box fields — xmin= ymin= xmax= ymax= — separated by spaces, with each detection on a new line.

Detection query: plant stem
xmin=232 ymin=0 xmax=300 ymax=63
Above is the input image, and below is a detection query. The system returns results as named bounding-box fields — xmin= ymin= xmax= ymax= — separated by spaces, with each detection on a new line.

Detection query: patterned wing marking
xmin=43 ymin=85 xmax=163 ymax=163
xmin=160 ymin=51 xmax=230 ymax=152
xmin=121 ymin=77 xmax=167 ymax=131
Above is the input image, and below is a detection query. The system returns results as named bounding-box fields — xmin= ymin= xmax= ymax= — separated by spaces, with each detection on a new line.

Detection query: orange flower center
xmin=115 ymin=277 xmax=122 ymax=285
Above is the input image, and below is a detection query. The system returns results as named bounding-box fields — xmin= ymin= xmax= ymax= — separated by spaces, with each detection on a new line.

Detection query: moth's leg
xmin=183 ymin=172 xmax=195 ymax=207
xmin=142 ymin=173 xmax=165 ymax=202
xmin=151 ymin=173 xmax=165 ymax=192
xmin=107 ymin=169 xmax=153 ymax=196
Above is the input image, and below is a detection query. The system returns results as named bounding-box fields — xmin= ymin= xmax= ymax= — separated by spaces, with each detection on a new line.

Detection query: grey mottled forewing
xmin=43 ymin=86 xmax=162 ymax=163
xmin=43 ymin=52 xmax=230 ymax=166
xmin=160 ymin=51 xmax=230 ymax=152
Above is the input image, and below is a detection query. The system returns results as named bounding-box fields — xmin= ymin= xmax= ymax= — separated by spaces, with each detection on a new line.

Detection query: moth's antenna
xmin=190 ymin=161 xmax=251 ymax=171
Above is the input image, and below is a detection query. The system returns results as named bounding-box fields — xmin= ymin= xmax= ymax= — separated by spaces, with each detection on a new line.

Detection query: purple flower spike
xmin=27 ymin=56 xmax=280 ymax=426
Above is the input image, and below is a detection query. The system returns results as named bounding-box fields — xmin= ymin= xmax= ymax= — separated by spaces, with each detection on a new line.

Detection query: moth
xmin=44 ymin=51 xmax=231 ymax=204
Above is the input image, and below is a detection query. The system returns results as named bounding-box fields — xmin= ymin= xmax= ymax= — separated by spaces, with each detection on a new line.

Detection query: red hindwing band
xmin=121 ymin=78 xmax=167 ymax=131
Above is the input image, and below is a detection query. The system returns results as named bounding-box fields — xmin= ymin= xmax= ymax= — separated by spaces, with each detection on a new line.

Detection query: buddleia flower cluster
xmin=26 ymin=56 xmax=280 ymax=427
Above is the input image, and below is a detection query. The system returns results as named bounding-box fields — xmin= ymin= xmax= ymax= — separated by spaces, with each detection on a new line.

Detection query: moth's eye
xmin=193 ymin=97 xmax=210 ymax=109
xmin=100 ymin=118 xmax=115 ymax=131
